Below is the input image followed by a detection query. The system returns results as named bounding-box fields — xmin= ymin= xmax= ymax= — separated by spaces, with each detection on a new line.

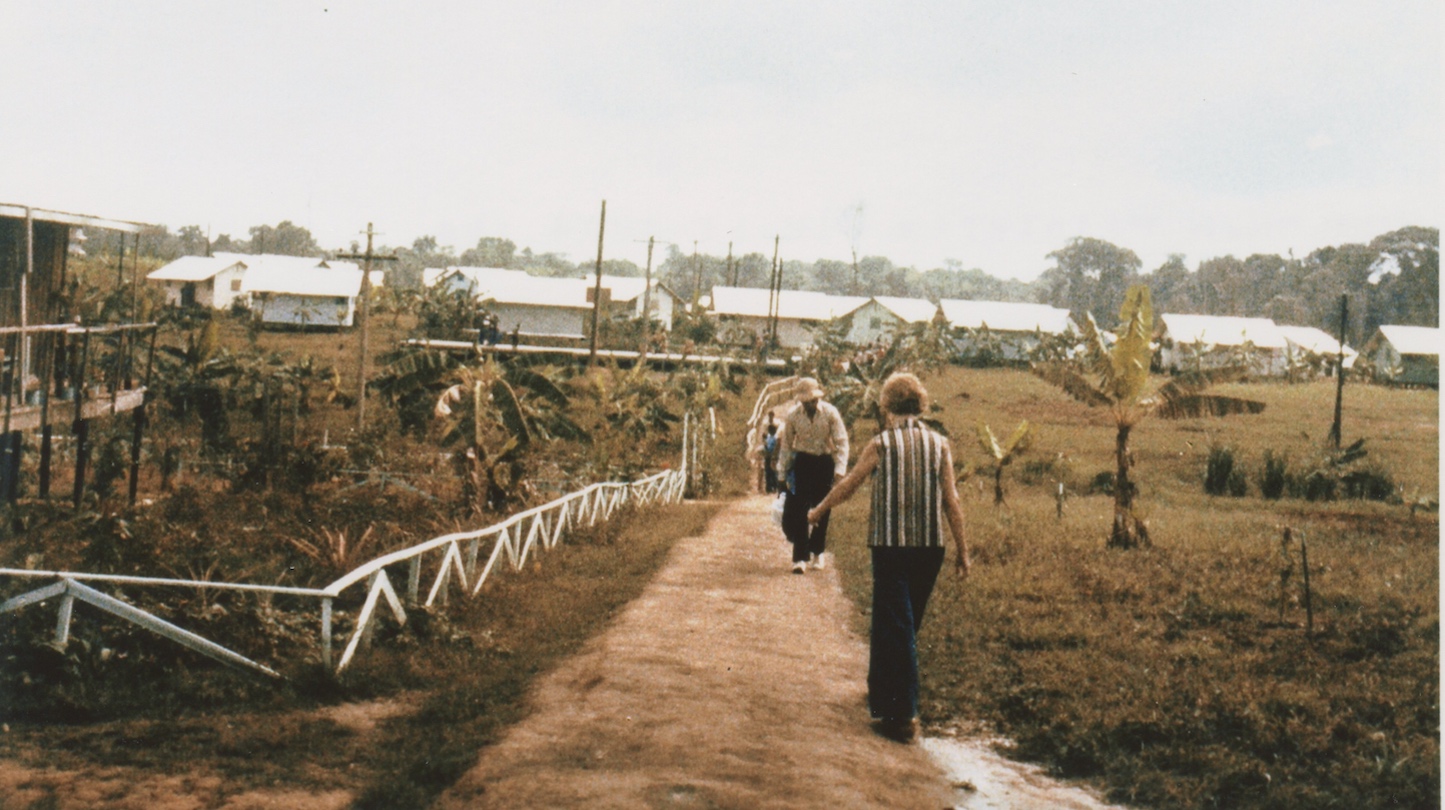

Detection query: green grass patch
xmin=832 ymin=368 xmax=1438 ymax=809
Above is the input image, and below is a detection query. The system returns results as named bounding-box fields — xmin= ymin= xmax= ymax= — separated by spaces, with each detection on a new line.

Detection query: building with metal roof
xmin=240 ymin=255 xmax=372 ymax=328
xmin=843 ymin=296 xmax=942 ymax=345
xmin=438 ymin=267 xmax=678 ymax=340
xmin=1157 ymin=313 xmax=1288 ymax=377
xmin=1363 ymin=325 xmax=1439 ymax=386
xmin=147 ymin=253 xmax=249 ymax=310
xmin=936 ymin=299 xmax=1075 ymax=363
xmin=1275 ymin=324 xmax=1358 ymax=374
xmin=709 ymin=286 xmax=867 ymax=349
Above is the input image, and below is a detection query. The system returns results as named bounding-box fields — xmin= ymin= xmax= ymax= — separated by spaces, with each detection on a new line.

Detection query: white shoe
xmin=791 ymin=561 xmax=807 ymax=575
xmin=811 ymin=553 xmax=827 ymax=570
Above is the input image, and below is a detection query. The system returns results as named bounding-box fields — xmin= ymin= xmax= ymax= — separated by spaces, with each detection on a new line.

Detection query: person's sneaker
xmin=811 ymin=553 xmax=828 ymax=570
xmin=791 ymin=561 xmax=807 ymax=574
xmin=873 ymin=717 xmax=920 ymax=744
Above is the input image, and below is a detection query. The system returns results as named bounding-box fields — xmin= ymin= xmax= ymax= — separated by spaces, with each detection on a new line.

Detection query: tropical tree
xmin=1032 ymin=285 xmax=1266 ymax=548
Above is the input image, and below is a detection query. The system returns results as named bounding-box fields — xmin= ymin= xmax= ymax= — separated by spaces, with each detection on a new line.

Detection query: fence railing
xmin=1 ymin=465 xmax=689 ymax=678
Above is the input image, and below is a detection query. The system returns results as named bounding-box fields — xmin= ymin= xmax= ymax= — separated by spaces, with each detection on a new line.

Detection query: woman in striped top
xmin=808 ymin=372 xmax=970 ymax=743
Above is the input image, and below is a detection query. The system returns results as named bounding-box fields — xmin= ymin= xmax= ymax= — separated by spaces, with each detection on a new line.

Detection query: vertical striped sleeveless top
xmin=868 ymin=417 xmax=948 ymax=548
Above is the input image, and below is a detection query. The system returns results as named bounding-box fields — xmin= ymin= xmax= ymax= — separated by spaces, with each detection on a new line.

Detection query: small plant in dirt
xmin=1258 ymin=448 xmax=1290 ymax=499
xmin=975 ymin=420 xmax=1032 ymax=505
xmin=1032 ymin=285 xmax=1266 ymax=547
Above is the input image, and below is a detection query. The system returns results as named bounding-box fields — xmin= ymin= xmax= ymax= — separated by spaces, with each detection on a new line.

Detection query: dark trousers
xmin=868 ymin=545 xmax=945 ymax=721
xmin=781 ymin=452 xmax=833 ymax=563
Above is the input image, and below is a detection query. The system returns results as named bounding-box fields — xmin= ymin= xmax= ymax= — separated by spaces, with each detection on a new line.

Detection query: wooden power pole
xmin=641 ymin=236 xmax=655 ymax=356
xmin=1329 ymin=294 xmax=1348 ymax=448
xmin=335 ymin=224 xmax=397 ymax=431
xmin=588 ymin=200 xmax=607 ymax=365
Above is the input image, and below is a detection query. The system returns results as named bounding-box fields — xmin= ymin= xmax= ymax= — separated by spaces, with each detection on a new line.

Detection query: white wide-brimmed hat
xmin=795 ymin=377 xmax=825 ymax=402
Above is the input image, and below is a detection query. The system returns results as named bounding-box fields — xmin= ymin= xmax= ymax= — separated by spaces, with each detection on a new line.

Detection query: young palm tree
xmin=1032 ymin=286 xmax=1265 ymax=548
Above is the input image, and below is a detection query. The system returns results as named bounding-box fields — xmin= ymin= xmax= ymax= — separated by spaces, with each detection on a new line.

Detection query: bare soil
xmin=1 ymin=495 xmax=1125 ymax=809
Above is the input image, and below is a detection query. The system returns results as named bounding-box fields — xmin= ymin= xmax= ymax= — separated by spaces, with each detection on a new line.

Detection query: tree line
xmin=92 ymin=220 xmax=1436 ymax=346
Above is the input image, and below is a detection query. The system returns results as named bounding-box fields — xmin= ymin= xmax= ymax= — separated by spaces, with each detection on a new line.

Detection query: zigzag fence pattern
xmin=0 ymin=412 xmax=704 ymax=678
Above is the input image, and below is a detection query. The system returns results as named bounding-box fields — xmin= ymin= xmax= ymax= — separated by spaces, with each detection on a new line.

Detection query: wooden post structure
xmin=72 ymin=329 xmax=92 ymax=508
xmin=588 ymin=200 xmax=607 ymax=365
xmin=1329 ymin=294 xmax=1347 ymax=449
xmin=1300 ymin=531 xmax=1314 ymax=637
xmin=335 ymin=224 xmax=397 ymax=430
xmin=691 ymin=240 xmax=701 ymax=304
xmin=128 ymin=326 xmax=158 ymax=506
xmin=726 ymin=241 xmax=734 ymax=286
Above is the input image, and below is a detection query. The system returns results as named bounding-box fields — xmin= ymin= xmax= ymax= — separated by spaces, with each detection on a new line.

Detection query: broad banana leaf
xmin=975 ymin=422 xmax=1003 ymax=461
xmin=1111 ymin=286 xmax=1153 ymax=405
xmin=507 ymin=366 xmax=570 ymax=407
xmin=491 ymin=378 xmax=532 ymax=448
xmin=1154 ymin=394 xmax=1266 ymax=419
xmin=1031 ymin=362 xmax=1114 ymax=408
xmin=1153 ymin=366 xmax=1249 ymax=402
xmin=1002 ymin=420 xmax=1032 ymax=457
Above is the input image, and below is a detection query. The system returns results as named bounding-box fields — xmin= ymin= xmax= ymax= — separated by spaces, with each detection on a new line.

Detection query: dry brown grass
xmin=830 ymin=367 xmax=1438 ymax=809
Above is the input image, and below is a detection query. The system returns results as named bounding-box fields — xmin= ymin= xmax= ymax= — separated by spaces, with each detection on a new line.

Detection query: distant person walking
xmin=808 ymin=372 xmax=970 ymax=744
xmin=777 ymin=377 xmax=849 ymax=574
xmin=763 ymin=415 xmax=781 ymax=494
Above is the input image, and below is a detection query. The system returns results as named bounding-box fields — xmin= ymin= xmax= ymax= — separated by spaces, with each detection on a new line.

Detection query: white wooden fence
xmin=0 ymin=413 xmax=705 ymax=678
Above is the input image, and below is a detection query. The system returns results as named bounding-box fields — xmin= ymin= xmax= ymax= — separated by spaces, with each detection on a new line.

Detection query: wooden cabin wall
xmin=0 ymin=217 xmax=71 ymax=328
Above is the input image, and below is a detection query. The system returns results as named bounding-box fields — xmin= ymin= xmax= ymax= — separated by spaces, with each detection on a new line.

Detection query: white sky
xmin=2 ymin=2 xmax=1439 ymax=281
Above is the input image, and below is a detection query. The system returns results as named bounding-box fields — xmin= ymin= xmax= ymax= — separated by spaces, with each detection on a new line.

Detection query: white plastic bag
xmin=770 ymin=492 xmax=786 ymax=527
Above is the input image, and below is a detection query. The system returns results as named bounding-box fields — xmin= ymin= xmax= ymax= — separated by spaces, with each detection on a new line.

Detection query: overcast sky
xmin=2 ymin=2 xmax=1439 ymax=281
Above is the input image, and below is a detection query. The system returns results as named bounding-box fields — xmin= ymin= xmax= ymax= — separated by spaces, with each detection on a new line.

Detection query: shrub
xmin=1204 ymin=445 xmax=1236 ymax=496
xmin=1259 ymin=450 xmax=1289 ymax=499
xmin=1226 ymin=467 xmax=1248 ymax=497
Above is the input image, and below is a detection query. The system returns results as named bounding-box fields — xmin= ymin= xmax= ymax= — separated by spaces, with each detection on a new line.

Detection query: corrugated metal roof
xmin=0 ymin=203 xmax=151 ymax=234
xmin=446 ymin=267 xmax=590 ymax=309
xmin=1276 ymin=325 xmax=1356 ymax=358
xmin=711 ymin=286 xmax=867 ymax=321
xmin=1159 ymin=314 xmax=1287 ymax=349
xmin=241 ymin=254 xmax=363 ymax=297
xmin=1375 ymin=325 xmax=1440 ymax=357
xmin=870 ymin=296 xmax=940 ymax=323
xmin=938 ymin=299 xmax=1075 ymax=334
xmin=147 ymin=254 xmax=247 ymax=282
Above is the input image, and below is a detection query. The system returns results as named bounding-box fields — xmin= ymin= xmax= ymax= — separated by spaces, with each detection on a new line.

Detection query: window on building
xmin=230 ymin=279 xmax=242 ymax=292
xmin=870 ymin=317 xmax=883 ymax=329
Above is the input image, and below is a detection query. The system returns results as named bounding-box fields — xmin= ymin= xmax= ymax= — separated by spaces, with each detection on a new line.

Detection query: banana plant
xmin=1032 ymin=285 xmax=1266 ymax=548
xmin=975 ymin=420 xmax=1032 ymax=505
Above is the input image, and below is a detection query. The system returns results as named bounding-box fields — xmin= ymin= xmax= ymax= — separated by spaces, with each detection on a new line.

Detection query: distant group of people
xmin=762 ymin=373 xmax=970 ymax=745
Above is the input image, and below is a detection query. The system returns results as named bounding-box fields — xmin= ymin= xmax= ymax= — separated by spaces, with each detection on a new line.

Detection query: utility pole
xmin=335 ymin=224 xmax=397 ymax=431
xmin=691 ymin=240 xmax=701 ymax=304
xmin=1329 ymin=294 xmax=1348 ymax=448
xmin=588 ymin=200 xmax=607 ymax=365
xmin=726 ymin=241 xmax=734 ymax=287
xmin=767 ymin=235 xmax=781 ymax=346
xmin=641 ymin=236 xmax=655 ymax=356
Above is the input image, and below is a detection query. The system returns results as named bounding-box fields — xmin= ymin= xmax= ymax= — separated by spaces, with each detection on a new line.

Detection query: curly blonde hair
xmin=879 ymin=372 xmax=928 ymax=416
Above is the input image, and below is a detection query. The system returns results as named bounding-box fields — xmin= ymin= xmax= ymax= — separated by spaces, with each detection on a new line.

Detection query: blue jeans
xmin=868 ymin=546 xmax=945 ymax=721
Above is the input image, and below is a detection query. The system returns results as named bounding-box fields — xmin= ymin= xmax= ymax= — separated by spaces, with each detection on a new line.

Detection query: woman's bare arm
xmin=941 ymin=441 xmax=971 ymax=578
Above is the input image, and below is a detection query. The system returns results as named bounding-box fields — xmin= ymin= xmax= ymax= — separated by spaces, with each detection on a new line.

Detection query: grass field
xmin=828 ymin=368 xmax=1438 ymax=809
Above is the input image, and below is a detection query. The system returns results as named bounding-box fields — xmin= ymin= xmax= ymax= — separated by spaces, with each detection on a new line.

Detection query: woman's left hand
xmin=806 ymin=507 xmax=822 ymax=525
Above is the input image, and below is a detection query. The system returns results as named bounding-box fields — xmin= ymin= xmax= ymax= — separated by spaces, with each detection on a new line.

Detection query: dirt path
xmin=434 ymin=493 xmax=956 ymax=810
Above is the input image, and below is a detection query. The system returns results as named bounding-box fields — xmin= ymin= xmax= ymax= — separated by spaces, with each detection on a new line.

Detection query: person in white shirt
xmin=776 ymin=377 xmax=850 ymax=574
